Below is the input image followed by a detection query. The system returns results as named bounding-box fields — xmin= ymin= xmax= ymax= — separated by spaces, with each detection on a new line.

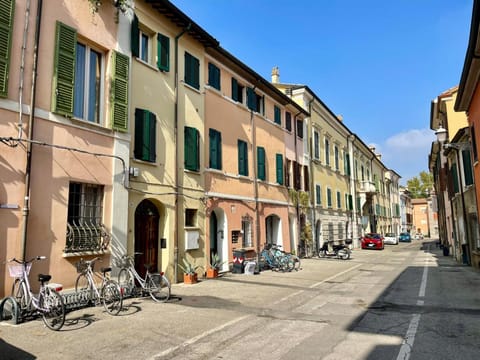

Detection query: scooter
xmin=318 ymin=241 xmax=351 ymax=260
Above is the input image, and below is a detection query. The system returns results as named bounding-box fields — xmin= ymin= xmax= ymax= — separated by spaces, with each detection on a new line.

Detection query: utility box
xmin=185 ymin=230 xmax=199 ymax=250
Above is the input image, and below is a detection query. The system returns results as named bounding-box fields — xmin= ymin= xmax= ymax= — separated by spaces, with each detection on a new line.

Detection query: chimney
xmin=271 ymin=66 xmax=280 ymax=83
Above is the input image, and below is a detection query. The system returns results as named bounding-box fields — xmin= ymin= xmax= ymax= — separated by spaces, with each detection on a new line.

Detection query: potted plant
xmin=178 ymin=258 xmax=199 ymax=284
xmin=207 ymin=253 xmax=225 ymax=279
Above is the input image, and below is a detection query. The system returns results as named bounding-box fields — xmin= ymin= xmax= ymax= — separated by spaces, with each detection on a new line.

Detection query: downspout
xmin=173 ymin=23 xmax=191 ymax=283
xmin=348 ymin=134 xmax=357 ymax=246
xmin=20 ymin=0 xmax=42 ymax=260
xmin=250 ymin=85 xmax=260 ymax=262
xmin=306 ymin=99 xmax=315 ymax=253
xmin=17 ymin=0 xmax=32 ymax=140
xmin=293 ymin=110 xmax=302 ymax=254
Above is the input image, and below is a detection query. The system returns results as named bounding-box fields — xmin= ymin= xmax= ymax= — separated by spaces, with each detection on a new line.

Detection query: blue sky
xmin=171 ymin=0 xmax=473 ymax=185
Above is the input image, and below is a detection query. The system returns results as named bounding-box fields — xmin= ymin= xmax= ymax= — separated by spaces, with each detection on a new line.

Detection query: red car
xmin=361 ymin=233 xmax=384 ymax=250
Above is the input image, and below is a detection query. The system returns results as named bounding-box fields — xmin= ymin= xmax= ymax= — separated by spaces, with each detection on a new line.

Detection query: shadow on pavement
xmin=0 ymin=338 xmax=35 ymax=360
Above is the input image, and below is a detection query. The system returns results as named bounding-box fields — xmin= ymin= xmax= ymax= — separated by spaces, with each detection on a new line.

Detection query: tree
xmin=406 ymin=171 xmax=433 ymax=198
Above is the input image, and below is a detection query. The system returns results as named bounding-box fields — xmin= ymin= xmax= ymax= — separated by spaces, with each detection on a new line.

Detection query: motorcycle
xmin=318 ymin=242 xmax=351 ymax=260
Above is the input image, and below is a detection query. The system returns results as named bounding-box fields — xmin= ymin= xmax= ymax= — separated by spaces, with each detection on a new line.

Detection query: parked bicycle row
xmin=259 ymin=243 xmax=301 ymax=272
xmin=0 ymin=253 xmax=170 ymax=331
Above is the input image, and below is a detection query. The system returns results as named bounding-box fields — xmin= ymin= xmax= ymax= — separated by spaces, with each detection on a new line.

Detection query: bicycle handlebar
xmin=8 ymin=256 xmax=47 ymax=264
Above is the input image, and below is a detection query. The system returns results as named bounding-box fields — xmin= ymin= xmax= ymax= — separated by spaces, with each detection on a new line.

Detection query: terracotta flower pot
xmin=183 ymin=273 xmax=198 ymax=284
xmin=206 ymin=268 xmax=219 ymax=279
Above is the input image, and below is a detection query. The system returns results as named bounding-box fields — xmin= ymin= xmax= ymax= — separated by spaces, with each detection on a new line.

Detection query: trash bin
xmin=232 ymin=249 xmax=246 ymax=273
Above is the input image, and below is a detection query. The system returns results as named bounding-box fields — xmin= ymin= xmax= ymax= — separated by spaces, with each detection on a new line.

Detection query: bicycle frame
xmin=14 ymin=261 xmax=48 ymax=312
xmin=124 ymin=261 xmax=150 ymax=290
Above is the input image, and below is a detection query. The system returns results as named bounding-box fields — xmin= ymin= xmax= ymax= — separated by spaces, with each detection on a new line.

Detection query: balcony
xmin=359 ymin=181 xmax=377 ymax=194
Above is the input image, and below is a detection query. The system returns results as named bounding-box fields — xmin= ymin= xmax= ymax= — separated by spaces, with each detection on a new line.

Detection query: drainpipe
xmin=293 ymin=110 xmax=302 ymax=254
xmin=17 ymin=0 xmax=32 ymax=141
xmin=306 ymin=99 xmax=316 ymax=253
xmin=173 ymin=23 xmax=191 ymax=283
xmin=249 ymin=85 xmax=260 ymax=262
xmin=20 ymin=0 xmax=42 ymax=261
xmin=347 ymin=134 xmax=357 ymax=246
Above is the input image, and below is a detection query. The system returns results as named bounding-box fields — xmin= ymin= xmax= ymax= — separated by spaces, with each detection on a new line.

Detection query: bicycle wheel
xmin=147 ymin=273 xmax=170 ymax=303
xmin=75 ymin=274 xmax=93 ymax=304
xmin=101 ymin=280 xmax=123 ymax=316
xmin=40 ymin=289 xmax=65 ymax=331
xmin=0 ymin=296 xmax=19 ymax=324
xmin=291 ymin=255 xmax=301 ymax=271
xmin=11 ymin=279 xmax=28 ymax=310
xmin=118 ymin=268 xmax=135 ymax=297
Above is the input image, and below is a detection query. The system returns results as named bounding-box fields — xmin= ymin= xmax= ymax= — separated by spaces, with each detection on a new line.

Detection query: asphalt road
xmin=1 ymin=239 xmax=479 ymax=360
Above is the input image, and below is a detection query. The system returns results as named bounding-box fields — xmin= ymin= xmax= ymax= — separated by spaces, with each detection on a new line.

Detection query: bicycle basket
xmin=75 ymin=261 xmax=89 ymax=273
xmin=8 ymin=263 xmax=31 ymax=278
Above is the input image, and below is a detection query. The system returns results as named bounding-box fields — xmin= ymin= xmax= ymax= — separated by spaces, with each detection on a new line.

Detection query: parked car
xmin=384 ymin=233 xmax=398 ymax=245
xmin=361 ymin=233 xmax=384 ymax=250
xmin=399 ymin=232 xmax=411 ymax=242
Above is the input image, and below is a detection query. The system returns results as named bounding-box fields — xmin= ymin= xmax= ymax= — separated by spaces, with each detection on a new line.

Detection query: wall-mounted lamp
xmin=435 ymin=126 xmax=447 ymax=144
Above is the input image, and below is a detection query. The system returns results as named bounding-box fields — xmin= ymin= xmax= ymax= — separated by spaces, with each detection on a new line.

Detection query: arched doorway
xmin=134 ymin=199 xmax=159 ymax=278
xmin=210 ymin=208 xmax=228 ymax=272
xmin=265 ymin=214 xmax=282 ymax=247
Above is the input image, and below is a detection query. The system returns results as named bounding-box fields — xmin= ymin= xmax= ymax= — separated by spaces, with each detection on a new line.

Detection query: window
xmin=231 ymin=78 xmax=244 ymax=103
xmin=314 ymin=131 xmax=320 ymax=160
xmin=131 ymin=15 xmax=153 ymax=64
xmin=73 ymin=43 xmax=102 ymax=123
xmin=296 ymin=119 xmax=304 ymax=138
xmin=344 ymin=153 xmax=351 ymax=176
xmin=316 ymin=185 xmax=321 ymax=205
xmin=185 ymin=209 xmax=197 ymax=227
xmin=242 ymin=217 xmax=253 ymax=247
xmin=337 ymin=191 xmax=341 ymax=209
xmin=361 ymin=165 xmax=365 ymax=181
xmin=327 ymin=188 xmax=332 ymax=208
xmin=157 ymin=33 xmax=170 ymax=71
xmin=276 ymin=154 xmax=284 ymax=185
xmin=325 ymin=139 xmax=330 ymax=166
xmin=238 ymin=140 xmax=248 ymax=176
xmin=471 ymin=126 xmax=478 ymax=162
xmin=334 ymin=146 xmax=339 ymax=171
xmin=208 ymin=62 xmax=221 ymax=90
xmin=0 ymin=0 xmax=14 ymax=97
xmin=285 ymin=112 xmax=292 ymax=131
xmin=184 ymin=126 xmax=200 ymax=171
xmin=247 ymin=87 xmax=264 ymax=114
xmin=184 ymin=52 xmax=199 ymax=89
xmin=52 ymin=22 xmax=128 ymax=130
xmin=462 ymin=149 xmax=474 ymax=186
xmin=140 ymin=32 xmax=149 ymax=62
xmin=66 ymin=182 xmax=106 ymax=253
xmin=274 ymin=105 xmax=281 ymax=125
xmin=134 ymin=109 xmax=156 ymax=162
xmin=209 ymin=128 xmax=222 ymax=170
xmin=257 ymin=146 xmax=266 ymax=180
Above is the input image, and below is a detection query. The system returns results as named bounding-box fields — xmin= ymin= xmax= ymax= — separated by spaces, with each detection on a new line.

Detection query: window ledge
xmin=62 ymin=250 xmax=111 ymax=258
xmin=134 ymin=57 xmax=160 ymax=72
xmin=182 ymin=81 xmax=201 ymax=94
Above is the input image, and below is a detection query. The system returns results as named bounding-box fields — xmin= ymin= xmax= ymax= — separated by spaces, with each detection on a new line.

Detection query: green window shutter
xmin=51 ymin=21 xmax=76 ymax=116
xmin=185 ymin=127 xmax=199 ymax=171
xmin=327 ymin=189 xmax=332 ymax=207
xmin=231 ymin=78 xmax=238 ymax=101
xmin=462 ymin=149 xmax=474 ymax=186
xmin=111 ymin=51 xmax=129 ymax=131
xmin=451 ymin=163 xmax=459 ymax=193
xmin=285 ymin=112 xmax=292 ymax=131
xmin=348 ymin=195 xmax=353 ymax=210
xmin=209 ymin=128 xmax=222 ymax=170
xmin=184 ymin=52 xmax=199 ymax=89
xmin=345 ymin=153 xmax=351 ymax=175
xmin=157 ymin=33 xmax=170 ymax=71
xmin=134 ymin=109 xmax=156 ymax=162
xmin=257 ymin=147 xmax=266 ymax=180
xmin=274 ymin=105 xmax=281 ymax=124
xmin=316 ymin=185 xmax=321 ymax=205
xmin=238 ymin=140 xmax=248 ymax=176
xmin=131 ymin=14 xmax=139 ymax=58
xmin=208 ymin=63 xmax=220 ymax=90
xmin=0 ymin=0 xmax=14 ymax=97
xmin=247 ymin=87 xmax=255 ymax=111
xmin=276 ymin=154 xmax=283 ymax=185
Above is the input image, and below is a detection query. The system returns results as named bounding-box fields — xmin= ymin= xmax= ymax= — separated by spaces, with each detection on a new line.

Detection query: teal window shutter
xmin=238 ymin=140 xmax=248 ymax=176
xmin=0 ymin=0 xmax=14 ymax=97
xmin=276 ymin=154 xmax=283 ymax=185
xmin=345 ymin=153 xmax=351 ymax=175
xmin=185 ymin=126 xmax=199 ymax=171
xmin=111 ymin=51 xmax=129 ymax=131
xmin=209 ymin=128 xmax=222 ymax=170
xmin=157 ymin=33 xmax=170 ymax=71
xmin=274 ymin=105 xmax=281 ymax=125
xmin=327 ymin=189 xmax=332 ymax=207
xmin=231 ymin=78 xmax=238 ymax=101
xmin=52 ymin=21 xmax=76 ymax=116
xmin=348 ymin=195 xmax=353 ymax=210
xmin=285 ymin=112 xmax=292 ymax=131
xmin=462 ymin=149 xmax=474 ymax=186
xmin=134 ymin=109 xmax=156 ymax=162
xmin=208 ymin=63 xmax=220 ymax=90
xmin=184 ymin=52 xmax=199 ymax=89
xmin=131 ymin=14 xmax=139 ymax=58
xmin=316 ymin=185 xmax=321 ymax=205
xmin=257 ymin=147 xmax=266 ymax=180
xmin=247 ymin=87 xmax=255 ymax=111
xmin=337 ymin=191 xmax=341 ymax=208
